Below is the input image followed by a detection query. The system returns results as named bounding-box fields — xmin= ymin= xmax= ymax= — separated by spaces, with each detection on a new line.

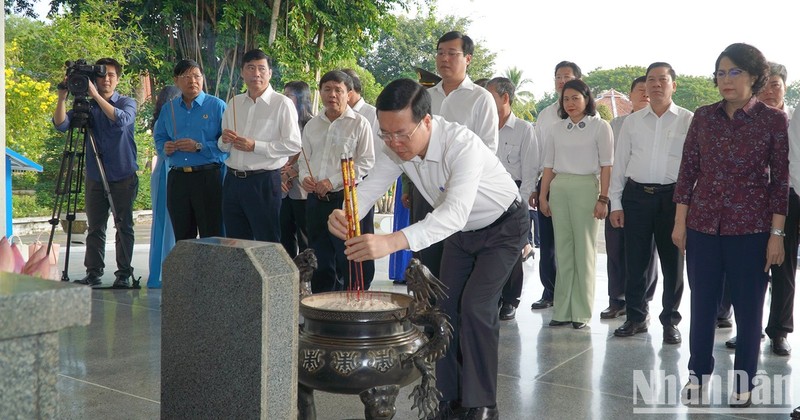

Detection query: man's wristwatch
xmin=771 ymin=227 xmax=786 ymax=237
xmin=195 ymin=142 xmax=203 ymax=152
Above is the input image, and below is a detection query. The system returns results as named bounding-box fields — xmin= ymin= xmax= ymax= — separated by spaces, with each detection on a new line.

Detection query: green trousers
xmin=549 ymin=174 xmax=600 ymax=323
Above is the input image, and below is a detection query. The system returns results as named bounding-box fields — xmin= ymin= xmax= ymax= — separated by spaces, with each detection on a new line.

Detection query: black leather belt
xmin=227 ymin=167 xmax=274 ymax=178
xmin=475 ymin=200 xmax=521 ymax=232
xmin=316 ymin=190 xmax=345 ymax=202
xmin=627 ymin=179 xmax=675 ymax=194
xmin=171 ymin=163 xmax=220 ymax=173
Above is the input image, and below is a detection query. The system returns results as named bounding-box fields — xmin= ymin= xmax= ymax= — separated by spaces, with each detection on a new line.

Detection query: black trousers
xmin=84 ymin=175 xmax=138 ymax=278
xmin=437 ymin=202 xmax=528 ymax=407
xmin=621 ymin=181 xmax=683 ymax=326
xmin=716 ymin=188 xmax=800 ymax=331
xmin=305 ymin=194 xmax=375 ymax=293
xmin=604 ymin=202 xmax=658 ymax=307
xmin=167 ymin=168 xmax=223 ymax=241
xmin=280 ymin=196 xmax=308 ymax=258
xmin=222 ymin=169 xmax=282 ymax=242
xmin=536 ymin=179 xmax=557 ymax=301
xmin=765 ymin=188 xmax=798 ymax=339
xmin=410 ymin=186 xmax=443 ymax=279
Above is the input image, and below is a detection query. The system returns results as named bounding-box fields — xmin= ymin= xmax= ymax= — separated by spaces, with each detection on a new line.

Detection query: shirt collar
xmin=180 ymin=91 xmax=207 ymax=109
xmin=565 ymin=115 xmax=589 ymax=130
xmin=642 ymin=101 xmax=679 ymax=118
xmin=410 ymin=116 xmax=445 ymax=164
xmin=107 ymin=91 xmax=121 ymax=104
xmin=502 ymin=112 xmax=518 ymax=130
xmin=352 ymin=97 xmax=366 ymax=112
xmin=714 ymin=96 xmax=760 ymax=119
xmin=433 ymin=75 xmax=475 ymax=95
xmin=248 ymin=85 xmax=274 ymax=104
xmin=322 ymin=105 xmax=357 ymax=123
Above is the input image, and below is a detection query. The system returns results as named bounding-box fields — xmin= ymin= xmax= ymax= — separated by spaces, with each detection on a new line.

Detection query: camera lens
xmin=68 ymin=74 xmax=89 ymax=95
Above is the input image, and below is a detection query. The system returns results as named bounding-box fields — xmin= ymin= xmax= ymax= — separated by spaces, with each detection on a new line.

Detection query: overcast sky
xmin=415 ymin=0 xmax=799 ymax=98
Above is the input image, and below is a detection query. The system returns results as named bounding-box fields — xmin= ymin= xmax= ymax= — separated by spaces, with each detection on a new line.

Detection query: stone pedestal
xmin=161 ymin=237 xmax=298 ymax=420
xmin=0 ymin=272 xmax=92 ymax=418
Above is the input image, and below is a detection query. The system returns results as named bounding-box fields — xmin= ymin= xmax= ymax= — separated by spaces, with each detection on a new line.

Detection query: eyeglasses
xmin=714 ymin=68 xmax=745 ymax=79
xmin=436 ymin=49 xmax=464 ymax=58
xmin=178 ymin=74 xmax=203 ymax=81
xmin=378 ymin=120 xmax=422 ymax=143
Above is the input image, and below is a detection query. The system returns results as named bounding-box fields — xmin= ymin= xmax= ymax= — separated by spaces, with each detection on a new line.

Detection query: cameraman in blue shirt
xmin=53 ymin=57 xmax=139 ymax=288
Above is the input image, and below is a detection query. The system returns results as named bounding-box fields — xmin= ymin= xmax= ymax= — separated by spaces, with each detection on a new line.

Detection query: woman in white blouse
xmin=538 ymin=79 xmax=614 ymax=329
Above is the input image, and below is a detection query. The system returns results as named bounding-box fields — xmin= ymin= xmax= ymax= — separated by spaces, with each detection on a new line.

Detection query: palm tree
xmin=503 ymin=66 xmax=537 ymax=120
xmin=503 ymin=66 xmax=535 ymax=103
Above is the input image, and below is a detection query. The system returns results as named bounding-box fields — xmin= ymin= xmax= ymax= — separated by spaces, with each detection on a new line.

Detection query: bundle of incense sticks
xmin=341 ymin=154 xmax=365 ymax=298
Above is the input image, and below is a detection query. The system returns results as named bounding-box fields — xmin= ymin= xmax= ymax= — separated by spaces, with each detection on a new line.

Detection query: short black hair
xmin=174 ymin=59 xmax=202 ymax=77
xmin=319 ymin=70 xmax=353 ymax=91
xmin=473 ymin=78 xmax=489 ymax=88
xmin=95 ymin=58 xmax=122 ymax=76
xmin=630 ymin=75 xmax=647 ymax=92
xmin=767 ymin=61 xmax=788 ymax=83
xmin=554 ymin=61 xmax=582 ymax=79
xmin=646 ymin=62 xmax=676 ymax=81
xmin=341 ymin=68 xmax=362 ymax=94
xmin=242 ymin=49 xmax=272 ymax=68
xmin=437 ymin=31 xmax=475 ymax=55
xmin=713 ymin=43 xmax=769 ymax=94
xmin=487 ymin=77 xmax=516 ymax=104
xmin=558 ymin=79 xmax=596 ymax=119
xmin=375 ymin=78 xmax=430 ymax=123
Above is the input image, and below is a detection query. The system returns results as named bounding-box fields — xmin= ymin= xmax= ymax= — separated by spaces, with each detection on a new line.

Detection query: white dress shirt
xmin=497 ymin=112 xmax=540 ymax=202
xmin=352 ymin=97 xmax=385 ymax=162
xmin=299 ymin=106 xmax=375 ymax=192
xmin=429 ymin=76 xmax=499 ymax=153
xmin=609 ymin=102 xmax=694 ymax=211
xmin=787 ymin=107 xmax=800 ymax=191
xmin=218 ymin=85 xmax=302 ymax=171
xmin=534 ymin=102 xmax=560 ymax=174
xmin=543 ymin=114 xmax=613 ymax=175
xmin=355 ymin=116 xmax=520 ymax=251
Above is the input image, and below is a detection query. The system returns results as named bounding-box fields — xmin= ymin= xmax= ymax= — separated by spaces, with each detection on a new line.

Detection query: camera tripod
xmin=46 ymin=97 xmax=140 ymax=288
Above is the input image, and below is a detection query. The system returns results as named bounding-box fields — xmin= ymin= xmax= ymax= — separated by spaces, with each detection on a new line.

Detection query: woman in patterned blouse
xmin=672 ymin=43 xmax=789 ymax=407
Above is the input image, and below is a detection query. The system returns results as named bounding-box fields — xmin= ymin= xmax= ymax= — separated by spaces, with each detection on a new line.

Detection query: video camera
xmin=57 ymin=59 xmax=106 ymax=100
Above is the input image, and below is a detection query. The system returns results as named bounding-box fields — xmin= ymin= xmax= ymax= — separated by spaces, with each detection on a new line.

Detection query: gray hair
xmin=486 ymin=77 xmax=516 ymax=105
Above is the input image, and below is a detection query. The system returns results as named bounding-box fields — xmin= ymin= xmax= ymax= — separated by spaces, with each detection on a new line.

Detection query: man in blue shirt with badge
xmin=154 ymin=59 xmax=227 ymax=241
xmin=53 ymin=57 xmax=139 ymax=288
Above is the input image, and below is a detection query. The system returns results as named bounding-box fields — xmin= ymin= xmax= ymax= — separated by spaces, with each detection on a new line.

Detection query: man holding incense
xmin=218 ymin=49 xmax=301 ymax=242
xmin=329 ymin=79 xmax=526 ymax=420
xmin=300 ymin=70 xmax=374 ymax=293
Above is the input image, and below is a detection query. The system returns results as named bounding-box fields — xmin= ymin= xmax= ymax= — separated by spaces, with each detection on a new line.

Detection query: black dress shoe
xmin=74 ymin=274 xmax=102 ymax=286
xmin=663 ymin=325 xmax=682 ymax=344
xmin=549 ymin=320 xmax=570 ymax=327
xmin=572 ymin=322 xmax=587 ymax=329
xmin=431 ymin=400 xmax=462 ymax=420
xmin=600 ymin=304 xmax=626 ymax=319
xmin=531 ymin=299 xmax=553 ymax=309
xmin=499 ymin=303 xmax=516 ymax=320
xmin=112 ymin=275 xmax=131 ymax=288
xmin=726 ymin=333 xmax=765 ymax=349
xmin=717 ymin=318 xmax=732 ymax=328
xmin=772 ymin=337 xmax=792 ymax=356
xmin=725 ymin=336 xmax=737 ymax=348
xmin=463 ymin=406 xmax=499 ymax=420
xmin=614 ymin=319 xmax=648 ymax=337
xmin=791 ymin=404 xmax=800 ymax=419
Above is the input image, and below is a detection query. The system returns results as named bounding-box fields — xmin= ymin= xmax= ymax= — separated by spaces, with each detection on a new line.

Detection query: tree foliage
xmin=582 ymin=66 xmax=647 ymax=96
xmin=786 ymin=80 xmax=800 ymax=109
xmin=359 ymin=12 xmax=496 ymax=86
